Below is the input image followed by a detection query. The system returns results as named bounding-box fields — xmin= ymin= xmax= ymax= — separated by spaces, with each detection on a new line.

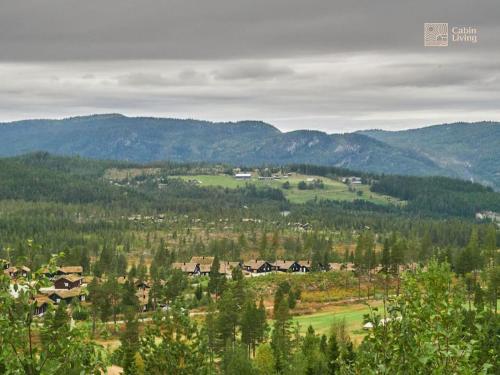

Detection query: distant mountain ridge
xmin=0 ymin=114 xmax=498 ymax=188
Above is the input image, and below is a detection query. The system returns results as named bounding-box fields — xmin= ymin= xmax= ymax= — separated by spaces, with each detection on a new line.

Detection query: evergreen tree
xmin=208 ymin=256 xmax=223 ymax=298
xmin=326 ymin=333 xmax=340 ymax=375
xmin=254 ymin=344 xmax=275 ymax=375
xmin=381 ymin=237 xmax=391 ymax=272
xmin=271 ymin=296 xmax=292 ymax=373
xmin=121 ymin=312 xmax=139 ymax=375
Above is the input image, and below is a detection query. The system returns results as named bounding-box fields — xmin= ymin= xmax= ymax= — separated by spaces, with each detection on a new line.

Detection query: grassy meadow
xmin=176 ymin=174 xmax=398 ymax=205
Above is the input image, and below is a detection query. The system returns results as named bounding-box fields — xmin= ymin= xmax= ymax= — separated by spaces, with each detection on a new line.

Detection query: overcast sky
xmin=0 ymin=0 xmax=499 ymax=132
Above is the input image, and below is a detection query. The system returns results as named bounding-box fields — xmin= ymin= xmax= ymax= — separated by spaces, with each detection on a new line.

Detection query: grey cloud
xmin=213 ymin=62 xmax=294 ymax=80
xmin=116 ymin=73 xmax=172 ymax=87
xmin=0 ymin=0 xmax=499 ymax=132
xmin=0 ymin=0 xmax=499 ymax=61
xmin=116 ymin=69 xmax=208 ymax=87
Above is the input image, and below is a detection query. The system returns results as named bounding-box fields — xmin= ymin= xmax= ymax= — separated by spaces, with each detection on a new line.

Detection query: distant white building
xmin=342 ymin=176 xmax=362 ymax=185
xmin=476 ymin=211 xmax=500 ymax=222
xmin=235 ymin=173 xmax=252 ymax=180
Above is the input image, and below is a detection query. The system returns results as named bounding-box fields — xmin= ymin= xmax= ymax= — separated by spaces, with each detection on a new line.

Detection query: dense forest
xmin=0 ymin=153 xmax=499 ymax=374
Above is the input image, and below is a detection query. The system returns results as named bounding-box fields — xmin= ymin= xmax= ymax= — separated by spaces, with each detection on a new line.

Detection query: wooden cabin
xmin=171 ymin=262 xmax=201 ymax=276
xmin=243 ymin=260 xmax=273 ymax=273
xmin=49 ymin=288 xmax=86 ymax=304
xmin=54 ymin=274 xmax=83 ymax=290
xmin=33 ymin=295 xmax=53 ymax=316
xmin=273 ymin=260 xmax=301 ymax=273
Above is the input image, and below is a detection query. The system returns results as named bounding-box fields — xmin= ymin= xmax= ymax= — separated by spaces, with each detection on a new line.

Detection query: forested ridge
xmin=1 ymin=115 xmax=499 ymax=188
xmin=371 ymin=175 xmax=500 ymax=216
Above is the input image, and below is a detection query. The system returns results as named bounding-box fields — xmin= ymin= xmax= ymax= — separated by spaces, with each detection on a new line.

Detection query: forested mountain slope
xmin=0 ymin=115 xmax=498 ymax=188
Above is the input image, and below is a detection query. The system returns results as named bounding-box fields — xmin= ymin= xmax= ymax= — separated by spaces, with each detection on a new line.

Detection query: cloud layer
xmin=0 ymin=0 xmax=499 ymax=131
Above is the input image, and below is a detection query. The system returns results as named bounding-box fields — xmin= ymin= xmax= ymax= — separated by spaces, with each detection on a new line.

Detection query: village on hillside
xmin=2 ymin=256 xmax=421 ymax=319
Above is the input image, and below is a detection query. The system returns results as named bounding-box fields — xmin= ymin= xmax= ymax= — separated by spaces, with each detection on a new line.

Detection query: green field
xmin=177 ymin=174 xmax=398 ymax=205
xmin=292 ymin=301 xmax=382 ymax=335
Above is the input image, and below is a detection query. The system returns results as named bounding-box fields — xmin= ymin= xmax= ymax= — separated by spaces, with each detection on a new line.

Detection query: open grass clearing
xmin=176 ymin=174 xmax=398 ymax=205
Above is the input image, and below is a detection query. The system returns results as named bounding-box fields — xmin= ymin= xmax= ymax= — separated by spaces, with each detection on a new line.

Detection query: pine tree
xmin=241 ymin=300 xmax=258 ymax=357
xmin=271 ymin=296 xmax=292 ymax=373
xmin=208 ymin=256 xmax=223 ymax=298
xmin=216 ymin=288 xmax=239 ymax=349
xmin=254 ymin=344 xmax=275 ymax=375
xmin=326 ymin=333 xmax=340 ymax=374
xmin=381 ymin=238 xmax=391 ymax=273
xmin=121 ymin=312 xmax=139 ymax=375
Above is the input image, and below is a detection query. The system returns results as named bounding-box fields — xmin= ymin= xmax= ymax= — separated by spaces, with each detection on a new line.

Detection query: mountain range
xmin=0 ymin=114 xmax=498 ymax=189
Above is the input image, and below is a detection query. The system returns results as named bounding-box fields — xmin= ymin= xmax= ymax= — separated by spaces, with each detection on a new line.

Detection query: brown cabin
xmin=54 ymin=274 xmax=83 ymax=290
xmin=171 ymin=262 xmax=201 ymax=276
xmin=56 ymin=266 xmax=83 ymax=276
xmin=190 ymin=256 xmax=215 ymax=266
xmin=4 ymin=266 xmax=30 ymax=279
xmin=219 ymin=261 xmax=242 ymax=277
xmin=33 ymin=295 xmax=53 ymax=316
xmin=49 ymin=288 xmax=86 ymax=304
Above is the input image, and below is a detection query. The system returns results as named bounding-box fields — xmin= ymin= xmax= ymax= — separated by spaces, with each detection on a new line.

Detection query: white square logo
xmin=424 ymin=23 xmax=448 ymax=47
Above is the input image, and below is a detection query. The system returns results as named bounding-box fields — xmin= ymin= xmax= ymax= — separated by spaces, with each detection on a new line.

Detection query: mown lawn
xmin=176 ymin=174 xmax=397 ymax=205
xmin=291 ymin=300 xmax=385 ymax=345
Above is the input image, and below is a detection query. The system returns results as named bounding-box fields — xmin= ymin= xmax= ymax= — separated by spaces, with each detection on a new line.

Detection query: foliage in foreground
xmin=0 ymin=255 xmax=106 ymax=374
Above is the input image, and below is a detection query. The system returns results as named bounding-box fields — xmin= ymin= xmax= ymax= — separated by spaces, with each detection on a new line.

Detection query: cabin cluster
xmin=38 ymin=266 xmax=87 ymax=315
xmin=2 ymin=258 xmax=163 ymax=317
xmin=171 ymin=257 xmax=420 ymax=278
xmin=2 ymin=262 xmax=88 ymax=317
xmin=171 ymin=256 xmax=359 ymax=277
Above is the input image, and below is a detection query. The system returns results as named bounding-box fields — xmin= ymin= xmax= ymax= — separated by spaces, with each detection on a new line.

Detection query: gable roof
xmin=34 ymin=295 xmax=53 ymax=307
xmin=190 ymin=256 xmax=215 ymax=265
xmin=219 ymin=261 xmax=241 ymax=275
xmin=171 ymin=262 xmax=199 ymax=273
xmin=199 ymin=264 xmax=212 ymax=273
xmin=273 ymin=260 xmax=299 ymax=270
xmin=4 ymin=266 xmax=31 ymax=275
xmin=58 ymin=266 xmax=83 ymax=274
xmin=55 ymin=274 xmax=83 ymax=283
xmin=297 ymin=260 xmax=312 ymax=267
xmin=244 ymin=260 xmax=271 ymax=270
xmin=49 ymin=288 xmax=85 ymax=299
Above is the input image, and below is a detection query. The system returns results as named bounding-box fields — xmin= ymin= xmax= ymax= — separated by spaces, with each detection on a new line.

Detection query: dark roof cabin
xmin=273 ymin=260 xmax=301 ymax=273
xmin=296 ymin=260 xmax=313 ymax=272
xmin=243 ymin=260 xmax=273 ymax=273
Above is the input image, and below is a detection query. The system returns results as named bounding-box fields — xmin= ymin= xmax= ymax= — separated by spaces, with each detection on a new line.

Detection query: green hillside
xmin=361 ymin=122 xmax=500 ymax=188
